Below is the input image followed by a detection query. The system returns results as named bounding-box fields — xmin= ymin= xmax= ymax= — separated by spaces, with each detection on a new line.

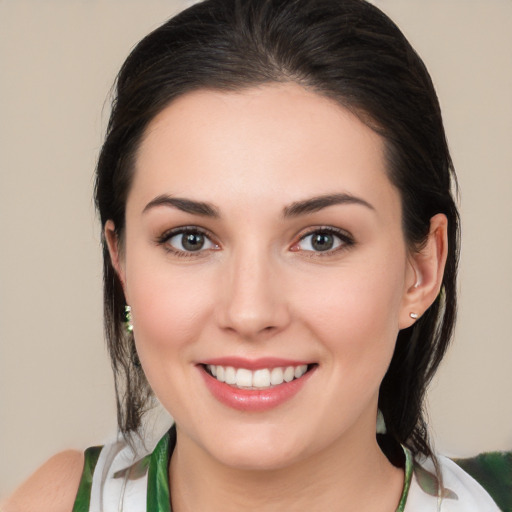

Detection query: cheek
xmin=296 ymin=256 xmax=405 ymax=362
xmin=126 ymin=257 xmax=216 ymax=361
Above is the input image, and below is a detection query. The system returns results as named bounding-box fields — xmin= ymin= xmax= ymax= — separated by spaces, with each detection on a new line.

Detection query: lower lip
xmin=199 ymin=365 xmax=315 ymax=412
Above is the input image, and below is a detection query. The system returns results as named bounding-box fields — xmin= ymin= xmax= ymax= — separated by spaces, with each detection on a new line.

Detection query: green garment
xmin=73 ymin=426 xmax=510 ymax=511
xmin=454 ymin=452 xmax=512 ymax=512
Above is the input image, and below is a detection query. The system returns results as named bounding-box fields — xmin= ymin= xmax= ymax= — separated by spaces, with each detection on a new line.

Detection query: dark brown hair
xmin=96 ymin=0 xmax=459 ymax=460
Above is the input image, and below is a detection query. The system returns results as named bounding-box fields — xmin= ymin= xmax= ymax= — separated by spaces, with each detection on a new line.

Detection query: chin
xmin=215 ymin=446 xmax=302 ymax=472
xmin=201 ymin=426 xmax=307 ymax=471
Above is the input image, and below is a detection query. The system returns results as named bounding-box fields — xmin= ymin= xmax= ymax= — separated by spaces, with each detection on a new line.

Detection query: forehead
xmin=131 ymin=83 xmax=400 ymax=218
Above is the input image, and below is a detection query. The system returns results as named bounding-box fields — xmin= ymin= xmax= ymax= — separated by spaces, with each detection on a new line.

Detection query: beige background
xmin=1 ymin=0 xmax=511 ymax=498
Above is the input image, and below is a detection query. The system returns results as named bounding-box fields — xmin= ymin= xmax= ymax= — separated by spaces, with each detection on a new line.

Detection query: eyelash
xmin=156 ymin=226 xmax=219 ymax=258
xmin=293 ymin=227 xmax=355 ymax=257
xmin=156 ymin=226 xmax=355 ymax=258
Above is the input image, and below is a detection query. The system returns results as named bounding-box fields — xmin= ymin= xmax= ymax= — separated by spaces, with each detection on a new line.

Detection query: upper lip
xmin=198 ymin=357 xmax=313 ymax=370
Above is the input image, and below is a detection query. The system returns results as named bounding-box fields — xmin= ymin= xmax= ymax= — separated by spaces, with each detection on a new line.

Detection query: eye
xmin=291 ymin=228 xmax=353 ymax=254
xmin=159 ymin=227 xmax=219 ymax=255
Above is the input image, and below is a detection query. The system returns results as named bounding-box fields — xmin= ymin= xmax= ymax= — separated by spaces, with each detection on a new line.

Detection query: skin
xmin=1 ymin=450 xmax=83 ymax=512
xmin=108 ymin=83 xmax=447 ymax=511
xmin=4 ymin=83 xmax=447 ymax=511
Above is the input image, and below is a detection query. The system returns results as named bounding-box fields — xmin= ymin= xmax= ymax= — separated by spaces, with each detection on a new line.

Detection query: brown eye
xmin=294 ymin=228 xmax=353 ymax=254
xmin=310 ymin=233 xmax=335 ymax=251
xmin=182 ymin=232 xmax=205 ymax=251
xmin=167 ymin=229 xmax=216 ymax=252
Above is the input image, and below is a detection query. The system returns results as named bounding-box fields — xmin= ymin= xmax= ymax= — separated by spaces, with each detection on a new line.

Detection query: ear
xmin=399 ymin=213 xmax=448 ymax=329
xmin=104 ymin=220 xmax=128 ymax=297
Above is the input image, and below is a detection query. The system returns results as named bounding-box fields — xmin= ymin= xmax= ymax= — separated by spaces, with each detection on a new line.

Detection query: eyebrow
xmin=143 ymin=195 xmax=220 ymax=217
xmin=283 ymin=193 xmax=375 ymax=218
xmin=142 ymin=192 xmax=374 ymax=219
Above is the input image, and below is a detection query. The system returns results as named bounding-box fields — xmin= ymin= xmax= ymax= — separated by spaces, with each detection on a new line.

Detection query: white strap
xmin=88 ymin=440 xmax=149 ymax=512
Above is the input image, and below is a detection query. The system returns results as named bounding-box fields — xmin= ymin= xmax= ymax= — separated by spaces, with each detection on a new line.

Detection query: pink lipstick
xmin=198 ymin=358 xmax=316 ymax=412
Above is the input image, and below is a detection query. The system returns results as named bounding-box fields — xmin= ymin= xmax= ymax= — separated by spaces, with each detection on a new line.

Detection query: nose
xmin=215 ymin=245 xmax=291 ymax=340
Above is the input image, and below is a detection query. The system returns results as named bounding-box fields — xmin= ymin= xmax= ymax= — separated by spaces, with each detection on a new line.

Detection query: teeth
xmin=270 ymin=367 xmax=284 ymax=385
xmin=206 ymin=364 xmax=309 ymax=389
xmin=236 ymin=368 xmax=253 ymax=387
xmin=224 ymin=366 xmax=236 ymax=385
xmin=295 ymin=365 xmax=307 ymax=378
xmin=253 ymin=369 xmax=270 ymax=387
xmin=284 ymin=366 xmax=295 ymax=382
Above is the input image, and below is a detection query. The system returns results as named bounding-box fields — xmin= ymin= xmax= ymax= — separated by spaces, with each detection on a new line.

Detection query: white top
xmin=405 ymin=455 xmax=501 ymax=511
xmin=83 ymin=432 xmax=501 ymax=512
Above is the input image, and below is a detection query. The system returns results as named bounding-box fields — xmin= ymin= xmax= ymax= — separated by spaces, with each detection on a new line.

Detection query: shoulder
xmin=438 ymin=455 xmax=503 ymax=510
xmin=2 ymin=450 xmax=84 ymax=512
xmin=451 ymin=451 xmax=512 ymax=512
xmin=407 ymin=452 xmax=505 ymax=512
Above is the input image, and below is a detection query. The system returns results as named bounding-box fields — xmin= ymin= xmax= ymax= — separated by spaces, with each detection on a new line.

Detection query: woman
xmin=3 ymin=0 xmax=507 ymax=510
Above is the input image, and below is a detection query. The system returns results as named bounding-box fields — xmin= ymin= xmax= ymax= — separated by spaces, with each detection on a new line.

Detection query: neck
xmin=169 ymin=425 xmax=404 ymax=512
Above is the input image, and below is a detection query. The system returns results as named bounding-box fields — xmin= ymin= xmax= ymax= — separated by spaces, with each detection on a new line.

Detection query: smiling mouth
xmin=203 ymin=364 xmax=314 ymax=390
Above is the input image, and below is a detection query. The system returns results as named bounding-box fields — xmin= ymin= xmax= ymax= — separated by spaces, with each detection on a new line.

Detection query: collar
xmin=142 ymin=427 xmax=415 ymax=512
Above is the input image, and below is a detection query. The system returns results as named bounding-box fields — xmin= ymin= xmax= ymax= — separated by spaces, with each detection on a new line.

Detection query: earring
xmin=125 ymin=305 xmax=134 ymax=333
xmin=376 ymin=409 xmax=387 ymax=435
xmin=409 ymin=312 xmax=419 ymax=319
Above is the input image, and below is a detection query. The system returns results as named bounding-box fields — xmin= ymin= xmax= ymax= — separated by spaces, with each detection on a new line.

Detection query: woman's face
xmin=113 ymin=83 xmax=419 ymax=470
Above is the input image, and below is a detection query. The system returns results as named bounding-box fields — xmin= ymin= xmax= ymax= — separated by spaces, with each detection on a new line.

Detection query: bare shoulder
xmin=2 ymin=450 xmax=84 ymax=512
